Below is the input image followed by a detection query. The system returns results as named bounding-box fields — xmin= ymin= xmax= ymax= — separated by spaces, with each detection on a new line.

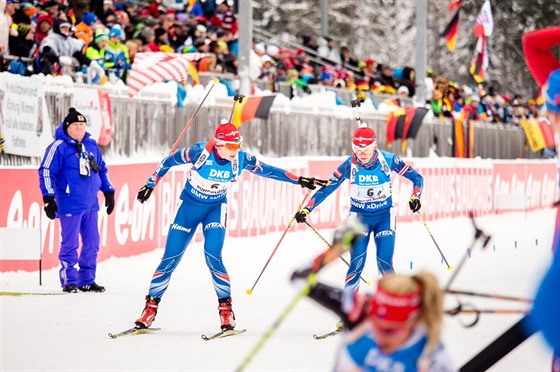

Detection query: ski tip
xmin=245 ymin=289 xmax=252 ymax=295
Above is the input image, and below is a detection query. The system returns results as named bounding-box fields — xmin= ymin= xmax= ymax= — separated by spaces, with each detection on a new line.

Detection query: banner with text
xmin=0 ymin=158 xmax=555 ymax=272
xmin=0 ymin=73 xmax=53 ymax=157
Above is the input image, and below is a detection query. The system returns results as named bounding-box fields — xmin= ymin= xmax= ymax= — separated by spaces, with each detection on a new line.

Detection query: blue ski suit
xmin=144 ymin=142 xmax=302 ymax=300
xmin=305 ymin=150 xmax=423 ymax=291
xmin=38 ymin=124 xmax=114 ymax=287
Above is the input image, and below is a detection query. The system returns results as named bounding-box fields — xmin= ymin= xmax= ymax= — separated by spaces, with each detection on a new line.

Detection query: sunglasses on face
xmin=353 ymin=145 xmax=374 ymax=155
xmin=223 ymin=142 xmax=242 ymax=151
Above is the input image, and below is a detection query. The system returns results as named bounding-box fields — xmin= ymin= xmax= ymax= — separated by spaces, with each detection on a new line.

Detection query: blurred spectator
xmin=86 ymin=29 xmax=108 ymax=68
xmin=105 ymin=24 xmax=129 ymax=81
xmin=0 ymin=0 xmax=16 ymax=55
xmin=139 ymin=27 xmax=158 ymax=51
xmin=398 ymin=66 xmax=416 ymax=97
xmin=168 ymin=22 xmax=187 ymax=51
xmin=8 ymin=22 xmax=34 ymax=59
xmin=35 ymin=13 xmax=54 ymax=48
xmin=37 ymin=18 xmax=104 ymax=80
xmin=154 ymin=27 xmax=173 ymax=52
xmin=41 ymin=1 xmax=60 ymax=19
xmin=74 ymin=12 xmax=98 ymax=47
xmin=339 ymin=43 xmax=358 ymax=70
xmin=431 ymin=89 xmax=452 ymax=119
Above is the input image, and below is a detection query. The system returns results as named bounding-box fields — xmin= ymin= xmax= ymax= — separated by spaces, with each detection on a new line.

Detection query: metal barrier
xmin=0 ymin=88 xmax=540 ymax=166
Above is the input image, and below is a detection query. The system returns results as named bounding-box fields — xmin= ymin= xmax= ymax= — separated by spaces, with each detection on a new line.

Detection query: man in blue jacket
xmin=39 ymin=108 xmax=115 ymax=293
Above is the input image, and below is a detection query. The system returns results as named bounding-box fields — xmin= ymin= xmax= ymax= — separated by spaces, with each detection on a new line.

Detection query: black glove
xmin=104 ymin=191 xmax=115 ymax=215
xmin=43 ymin=195 xmax=57 ymax=220
xmin=137 ymin=185 xmax=154 ymax=203
xmin=297 ymin=176 xmax=329 ymax=190
xmin=295 ymin=208 xmax=310 ymax=223
xmin=409 ymin=196 xmax=421 ymax=213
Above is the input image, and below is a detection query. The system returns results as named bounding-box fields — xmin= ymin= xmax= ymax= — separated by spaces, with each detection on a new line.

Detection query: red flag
xmin=127 ymin=52 xmax=203 ymax=97
xmin=441 ymin=8 xmax=461 ymax=52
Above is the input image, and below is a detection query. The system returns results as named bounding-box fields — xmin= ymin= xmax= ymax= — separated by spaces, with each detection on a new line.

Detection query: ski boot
xmin=135 ymin=296 xmax=160 ymax=329
xmin=218 ymin=297 xmax=236 ymax=331
xmin=79 ymin=283 xmax=106 ymax=292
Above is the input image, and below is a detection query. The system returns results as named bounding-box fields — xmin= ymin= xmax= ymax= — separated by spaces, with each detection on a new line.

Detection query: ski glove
xmin=297 ymin=176 xmax=329 ymax=190
xmin=295 ymin=208 xmax=310 ymax=223
xmin=137 ymin=185 xmax=154 ymax=203
xmin=43 ymin=195 xmax=57 ymax=220
xmin=409 ymin=196 xmax=421 ymax=213
xmin=104 ymin=191 xmax=115 ymax=215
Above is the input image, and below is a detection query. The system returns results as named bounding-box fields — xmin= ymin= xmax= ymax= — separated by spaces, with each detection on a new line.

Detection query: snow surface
xmin=1 ymin=209 xmax=555 ymax=371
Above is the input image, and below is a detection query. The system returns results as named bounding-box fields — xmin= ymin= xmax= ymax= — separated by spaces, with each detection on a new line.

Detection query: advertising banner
xmin=0 ymin=74 xmax=53 ymax=157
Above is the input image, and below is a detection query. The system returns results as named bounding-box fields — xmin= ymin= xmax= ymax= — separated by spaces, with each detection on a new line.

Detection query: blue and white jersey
xmin=335 ymin=324 xmax=456 ymax=372
xmin=146 ymin=141 xmax=300 ymax=203
xmin=307 ymin=150 xmax=423 ymax=215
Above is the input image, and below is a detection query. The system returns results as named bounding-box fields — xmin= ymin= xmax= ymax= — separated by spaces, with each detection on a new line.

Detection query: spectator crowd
xmin=0 ymin=0 xmax=547 ymax=126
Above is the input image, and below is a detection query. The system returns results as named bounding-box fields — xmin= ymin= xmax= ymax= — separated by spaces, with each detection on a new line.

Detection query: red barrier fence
xmin=1 ymin=158 xmax=555 ymax=272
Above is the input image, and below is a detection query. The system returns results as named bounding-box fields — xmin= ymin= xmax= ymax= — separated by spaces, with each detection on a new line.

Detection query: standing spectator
xmin=291 ymin=219 xmax=454 ymax=371
xmin=133 ymin=122 xmax=327 ymax=331
xmin=294 ymin=125 xmax=423 ymax=291
xmin=38 ymin=108 xmax=115 ymax=293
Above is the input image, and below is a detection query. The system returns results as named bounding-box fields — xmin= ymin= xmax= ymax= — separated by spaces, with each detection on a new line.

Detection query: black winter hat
xmin=64 ymin=107 xmax=87 ymax=132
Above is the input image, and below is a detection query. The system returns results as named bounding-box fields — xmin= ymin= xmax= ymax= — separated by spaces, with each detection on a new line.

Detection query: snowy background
xmin=1 ymin=207 xmax=555 ymax=371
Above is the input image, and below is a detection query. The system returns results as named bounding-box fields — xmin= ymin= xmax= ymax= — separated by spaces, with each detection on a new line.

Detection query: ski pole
xmin=169 ymin=78 xmax=218 ymax=156
xmin=444 ymin=212 xmax=491 ymax=291
xmin=304 ymin=221 xmax=371 ymax=286
xmin=246 ymin=190 xmax=312 ymax=295
xmin=350 ymin=98 xmax=363 ymax=126
xmin=228 ymin=94 xmax=245 ymax=123
xmin=237 ymin=227 xmax=360 ymax=372
xmin=151 ymin=78 xmax=219 ymax=186
xmin=417 ymin=212 xmax=453 ymax=271
xmin=445 ymin=289 xmax=533 ymax=303
xmin=237 ymin=283 xmax=311 ymax=371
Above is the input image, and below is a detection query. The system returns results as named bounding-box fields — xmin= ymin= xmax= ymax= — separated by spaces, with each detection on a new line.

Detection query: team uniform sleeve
xmin=390 ymin=153 xmax=424 ymax=197
xmin=522 ymin=26 xmax=560 ymax=86
xmin=242 ymin=152 xmax=299 ymax=185
xmin=38 ymin=142 xmax=62 ymax=196
xmin=306 ymin=159 xmax=350 ymax=212
xmin=146 ymin=145 xmax=200 ymax=187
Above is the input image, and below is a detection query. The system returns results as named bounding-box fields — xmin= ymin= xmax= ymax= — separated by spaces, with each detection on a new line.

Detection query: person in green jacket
xmin=86 ymin=29 xmax=108 ymax=68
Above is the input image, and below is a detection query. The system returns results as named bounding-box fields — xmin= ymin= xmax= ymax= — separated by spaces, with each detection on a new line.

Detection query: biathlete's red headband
xmin=369 ymin=286 xmax=421 ymax=323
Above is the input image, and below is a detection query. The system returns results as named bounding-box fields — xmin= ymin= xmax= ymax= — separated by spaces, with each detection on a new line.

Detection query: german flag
xmin=448 ymin=0 xmax=464 ymax=13
xmin=386 ymin=107 xmax=429 ymax=151
xmin=232 ymin=95 xmax=277 ymax=128
xmin=470 ymin=36 xmax=487 ymax=83
xmin=441 ymin=8 xmax=461 ymax=52
xmin=520 ymin=117 xmax=556 ymax=152
xmin=453 ymin=111 xmax=466 ymax=158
